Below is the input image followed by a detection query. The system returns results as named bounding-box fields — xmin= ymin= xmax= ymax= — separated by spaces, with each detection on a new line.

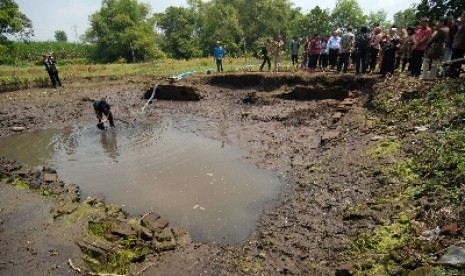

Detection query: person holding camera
xmin=42 ymin=54 xmax=62 ymax=88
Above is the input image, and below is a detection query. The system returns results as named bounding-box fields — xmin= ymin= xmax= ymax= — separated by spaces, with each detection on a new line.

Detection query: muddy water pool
xmin=0 ymin=122 xmax=281 ymax=244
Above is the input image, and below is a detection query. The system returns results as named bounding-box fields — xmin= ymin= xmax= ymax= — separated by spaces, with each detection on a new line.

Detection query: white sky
xmin=15 ymin=0 xmax=419 ymax=41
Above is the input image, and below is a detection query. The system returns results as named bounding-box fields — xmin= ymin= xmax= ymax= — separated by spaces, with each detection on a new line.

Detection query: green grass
xmin=345 ymin=78 xmax=465 ymax=275
xmin=0 ymin=57 xmax=267 ymax=87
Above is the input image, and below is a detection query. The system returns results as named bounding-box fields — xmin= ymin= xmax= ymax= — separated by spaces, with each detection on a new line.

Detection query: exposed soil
xmin=0 ymin=71 xmax=394 ymax=275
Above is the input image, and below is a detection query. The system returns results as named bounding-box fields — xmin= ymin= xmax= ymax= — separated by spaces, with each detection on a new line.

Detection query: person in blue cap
xmin=213 ymin=41 xmax=224 ymax=72
xmin=93 ymin=98 xmax=115 ymax=129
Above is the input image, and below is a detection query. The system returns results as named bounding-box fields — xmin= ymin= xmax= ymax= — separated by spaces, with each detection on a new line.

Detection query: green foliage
xmin=367 ymin=140 xmax=400 ymax=157
xmin=0 ymin=0 xmax=33 ymax=41
xmin=393 ymin=8 xmax=417 ymax=29
xmin=366 ymin=10 xmax=392 ymax=31
xmin=295 ymin=6 xmax=331 ymax=37
xmin=155 ymin=6 xmax=201 ymax=59
xmin=88 ymin=221 xmax=112 ymax=237
xmin=86 ymin=0 xmax=161 ymax=63
xmin=0 ymin=0 xmax=33 ymax=64
xmin=415 ymin=0 xmax=465 ymax=23
xmin=349 ymin=214 xmax=412 ymax=254
xmin=54 ymin=30 xmax=68 ymax=42
xmin=13 ymin=178 xmax=29 ymax=190
xmin=330 ymin=0 xmax=366 ymax=30
xmin=235 ymin=0 xmax=294 ymax=49
xmin=340 ymin=78 xmax=465 ymax=275
xmin=12 ymin=41 xmax=93 ymax=61
xmin=84 ymin=220 xmax=150 ymax=274
xmin=199 ymin=1 xmax=244 ymax=57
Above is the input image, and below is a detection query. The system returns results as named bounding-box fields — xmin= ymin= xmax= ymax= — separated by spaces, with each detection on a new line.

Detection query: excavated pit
xmin=141 ymin=73 xmax=376 ymax=104
xmin=0 ymin=72 xmax=382 ymax=275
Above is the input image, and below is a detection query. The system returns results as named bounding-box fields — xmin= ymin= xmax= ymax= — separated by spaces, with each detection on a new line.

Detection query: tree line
xmin=1 ymin=0 xmax=464 ymax=64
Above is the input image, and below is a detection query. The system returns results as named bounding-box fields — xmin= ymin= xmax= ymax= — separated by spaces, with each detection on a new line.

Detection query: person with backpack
xmin=354 ymin=26 xmax=370 ymax=74
xmin=259 ymin=39 xmax=272 ymax=71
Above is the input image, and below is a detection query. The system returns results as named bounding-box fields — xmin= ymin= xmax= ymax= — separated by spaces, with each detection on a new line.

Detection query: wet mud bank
xmin=0 ymin=72 xmax=385 ymax=275
xmin=203 ymin=72 xmax=376 ymax=92
xmin=143 ymin=84 xmax=202 ymax=101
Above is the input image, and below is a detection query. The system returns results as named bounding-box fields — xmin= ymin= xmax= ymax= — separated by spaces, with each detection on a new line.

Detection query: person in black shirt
xmin=259 ymin=39 xmax=271 ymax=71
xmin=93 ymin=98 xmax=115 ymax=129
xmin=42 ymin=54 xmax=62 ymax=88
xmin=354 ymin=26 xmax=370 ymax=74
xmin=380 ymin=26 xmax=401 ymax=77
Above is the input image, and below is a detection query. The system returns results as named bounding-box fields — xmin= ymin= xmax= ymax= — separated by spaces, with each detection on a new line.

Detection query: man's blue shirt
xmin=214 ymin=46 xmax=224 ymax=60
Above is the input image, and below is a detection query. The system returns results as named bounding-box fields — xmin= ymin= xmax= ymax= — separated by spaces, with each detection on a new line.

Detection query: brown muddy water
xmin=0 ymin=122 xmax=282 ymax=244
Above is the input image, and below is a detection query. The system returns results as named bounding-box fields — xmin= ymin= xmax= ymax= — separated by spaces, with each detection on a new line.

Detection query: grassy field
xmin=0 ymin=57 xmax=285 ymax=91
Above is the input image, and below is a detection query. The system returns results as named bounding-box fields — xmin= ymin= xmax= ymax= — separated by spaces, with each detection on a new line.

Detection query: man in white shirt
xmin=328 ymin=31 xmax=341 ymax=70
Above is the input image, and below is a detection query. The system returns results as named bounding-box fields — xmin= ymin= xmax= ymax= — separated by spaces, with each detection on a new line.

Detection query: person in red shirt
xmin=410 ymin=18 xmax=432 ymax=77
xmin=308 ymin=34 xmax=321 ymax=72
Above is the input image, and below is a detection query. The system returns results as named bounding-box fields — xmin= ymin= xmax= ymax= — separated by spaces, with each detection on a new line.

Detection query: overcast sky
xmin=16 ymin=0 xmax=419 ymax=41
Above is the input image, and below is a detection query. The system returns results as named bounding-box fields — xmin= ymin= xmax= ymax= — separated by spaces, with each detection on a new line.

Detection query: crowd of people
xmin=255 ymin=11 xmax=465 ymax=79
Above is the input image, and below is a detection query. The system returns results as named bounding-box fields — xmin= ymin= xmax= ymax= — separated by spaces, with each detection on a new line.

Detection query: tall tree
xmin=155 ymin=6 xmax=201 ymax=59
xmin=54 ymin=30 xmax=68 ymax=42
xmin=330 ymin=0 xmax=366 ymax=31
xmin=199 ymin=0 xmax=243 ymax=56
xmin=416 ymin=0 xmax=465 ymax=23
xmin=0 ymin=0 xmax=33 ymax=64
xmin=85 ymin=0 xmax=160 ymax=63
xmin=365 ymin=10 xmax=392 ymax=31
xmin=0 ymin=0 xmax=33 ymax=42
xmin=393 ymin=8 xmax=417 ymax=29
xmin=295 ymin=6 xmax=331 ymax=38
xmin=235 ymin=0 xmax=294 ymax=52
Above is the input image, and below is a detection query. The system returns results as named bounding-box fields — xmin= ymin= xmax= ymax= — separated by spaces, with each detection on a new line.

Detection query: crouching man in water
xmin=93 ymin=98 xmax=115 ymax=129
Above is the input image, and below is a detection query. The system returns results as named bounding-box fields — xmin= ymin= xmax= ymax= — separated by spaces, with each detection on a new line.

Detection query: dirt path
xmin=0 ymin=72 xmax=384 ymax=275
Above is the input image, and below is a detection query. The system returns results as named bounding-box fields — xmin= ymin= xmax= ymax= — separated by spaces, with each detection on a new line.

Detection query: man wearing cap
xmin=410 ymin=18 xmax=432 ymax=77
xmin=213 ymin=41 xmax=224 ymax=73
xmin=93 ymin=98 xmax=115 ymax=130
xmin=450 ymin=11 xmax=465 ymax=78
